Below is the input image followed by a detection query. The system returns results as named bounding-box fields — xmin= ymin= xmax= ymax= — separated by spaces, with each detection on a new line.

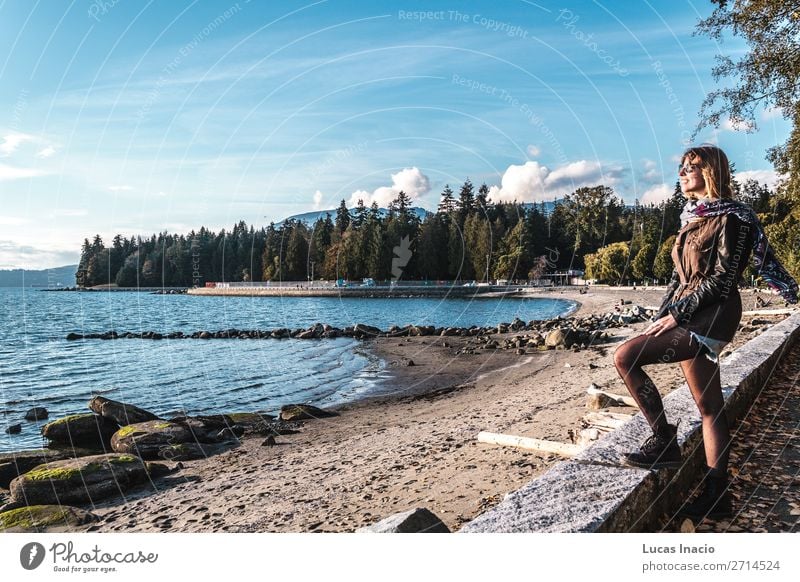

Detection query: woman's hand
xmin=643 ymin=313 xmax=678 ymax=337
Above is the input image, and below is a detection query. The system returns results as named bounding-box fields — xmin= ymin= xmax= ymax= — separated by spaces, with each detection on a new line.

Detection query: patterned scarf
xmin=683 ymin=199 xmax=798 ymax=303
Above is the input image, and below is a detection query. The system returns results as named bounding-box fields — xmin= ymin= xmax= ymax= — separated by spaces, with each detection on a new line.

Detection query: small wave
xmin=227 ymin=382 xmax=266 ymax=393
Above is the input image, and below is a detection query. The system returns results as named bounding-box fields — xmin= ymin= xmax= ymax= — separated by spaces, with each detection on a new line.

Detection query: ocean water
xmin=0 ymin=288 xmax=575 ymax=452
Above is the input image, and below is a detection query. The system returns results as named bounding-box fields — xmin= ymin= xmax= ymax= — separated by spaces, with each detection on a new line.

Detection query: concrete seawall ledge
xmin=460 ymin=311 xmax=800 ymax=533
xmin=187 ymin=285 xmax=522 ymax=298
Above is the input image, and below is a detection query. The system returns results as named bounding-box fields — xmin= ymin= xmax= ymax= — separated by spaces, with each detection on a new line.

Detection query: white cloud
xmin=488 ymin=161 xmax=549 ymax=203
xmin=736 ymin=169 xmax=784 ymax=191
xmin=642 ymin=159 xmax=660 ymax=183
xmin=0 ymin=239 xmax=78 ymax=270
xmin=107 ymin=185 xmax=134 ymax=191
xmin=0 ymin=133 xmax=34 ymax=156
xmin=640 ymin=183 xmax=672 ymax=205
xmin=488 ymin=160 xmax=625 ymax=203
xmin=526 ymin=144 xmax=541 ymax=157
xmin=0 ymin=163 xmax=47 ymax=181
xmin=0 ymin=216 xmax=28 ymax=226
xmin=762 ymin=106 xmax=783 ymax=121
xmin=36 ymin=146 xmax=56 ymax=158
xmin=722 ymin=117 xmax=755 ymax=132
xmin=347 ymin=167 xmax=430 ymax=208
xmin=312 ymin=190 xmax=323 ymax=210
xmin=49 ymin=209 xmax=88 ymax=218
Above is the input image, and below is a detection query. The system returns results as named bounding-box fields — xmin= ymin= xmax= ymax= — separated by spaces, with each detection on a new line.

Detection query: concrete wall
xmin=461 ymin=311 xmax=800 ymax=533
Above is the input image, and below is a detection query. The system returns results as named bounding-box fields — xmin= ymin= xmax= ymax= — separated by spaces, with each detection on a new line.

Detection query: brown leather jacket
xmin=655 ymin=213 xmax=753 ymax=342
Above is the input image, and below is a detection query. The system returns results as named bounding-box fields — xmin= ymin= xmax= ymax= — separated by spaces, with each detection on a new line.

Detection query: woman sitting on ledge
xmin=613 ymin=144 xmax=798 ymax=521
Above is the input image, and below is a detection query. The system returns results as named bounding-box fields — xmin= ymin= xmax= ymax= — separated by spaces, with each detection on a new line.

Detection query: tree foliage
xmin=76 ymin=176 xmax=775 ymax=286
xmin=695 ymin=0 xmax=800 ymax=279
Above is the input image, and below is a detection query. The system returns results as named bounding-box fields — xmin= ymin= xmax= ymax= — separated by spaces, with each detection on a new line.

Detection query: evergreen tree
xmin=457 ymin=179 xmax=475 ymax=223
xmin=476 ymin=183 xmax=490 ymax=214
xmin=437 ymin=185 xmax=456 ymax=214
xmin=335 ymin=199 xmax=351 ymax=234
xmin=652 ymin=235 xmax=677 ymax=282
xmin=352 ymin=199 xmax=367 ymax=229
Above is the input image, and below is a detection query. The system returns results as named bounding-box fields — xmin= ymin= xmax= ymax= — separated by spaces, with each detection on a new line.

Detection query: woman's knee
xmin=694 ymin=394 xmax=725 ymax=419
xmin=613 ymin=343 xmax=636 ymax=373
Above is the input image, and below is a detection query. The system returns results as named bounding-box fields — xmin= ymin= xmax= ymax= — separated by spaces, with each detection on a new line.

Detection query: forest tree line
xmin=76 ymin=177 xmax=794 ymax=287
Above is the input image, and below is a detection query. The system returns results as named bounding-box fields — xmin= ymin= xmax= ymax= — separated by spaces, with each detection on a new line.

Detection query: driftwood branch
xmin=477 ymin=431 xmax=583 ymax=457
xmin=586 ymin=385 xmax=637 ymax=408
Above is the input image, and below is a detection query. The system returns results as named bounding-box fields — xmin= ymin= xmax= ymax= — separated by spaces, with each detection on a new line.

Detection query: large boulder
xmin=357 ymin=508 xmax=450 ymax=533
xmin=544 ymin=328 xmax=577 ymax=348
xmin=279 ymin=404 xmax=337 ymax=422
xmin=0 ymin=448 xmax=98 ymax=489
xmin=353 ymin=324 xmax=382 ymax=338
xmin=110 ymin=420 xmax=195 ymax=459
xmin=88 ymin=396 xmax=160 ymax=426
xmin=41 ymin=414 xmax=118 ymax=449
xmin=110 ymin=418 xmax=238 ymax=460
xmin=0 ymin=505 xmax=98 ymax=533
xmin=9 ymin=453 xmax=150 ymax=506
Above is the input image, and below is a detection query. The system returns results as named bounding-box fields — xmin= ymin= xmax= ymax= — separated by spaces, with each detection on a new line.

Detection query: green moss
xmin=25 ymin=456 xmax=138 ymax=482
xmin=108 ymin=455 xmax=137 ymax=464
xmin=23 ymin=466 xmax=81 ymax=481
xmin=226 ymin=413 xmax=264 ymax=424
xmin=47 ymin=413 xmax=93 ymax=427
xmin=226 ymin=413 xmax=252 ymax=422
xmin=115 ymin=425 xmax=142 ymax=439
xmin=153 ymin=422 xmax=173 ymax=430
xmin=0 ymin=505 xmax=69 ymax=530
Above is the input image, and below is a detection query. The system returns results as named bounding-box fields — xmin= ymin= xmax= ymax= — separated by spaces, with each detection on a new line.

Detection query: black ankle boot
xmin=620 ymin=423 xmax=681 ymax=469
xmin=679 ymin=471 xmax=733 ymax=521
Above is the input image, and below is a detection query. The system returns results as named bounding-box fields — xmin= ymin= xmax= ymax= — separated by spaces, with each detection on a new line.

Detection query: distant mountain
xmin=0 ymin=265 xmax=77 ymax=287
xmin=280 ymin=200 xmax=567 ymax=225
xmin=280 ymin=206 xmax=431 ymax=225
xmin=521 ymin=200 xmax=560 ymax=214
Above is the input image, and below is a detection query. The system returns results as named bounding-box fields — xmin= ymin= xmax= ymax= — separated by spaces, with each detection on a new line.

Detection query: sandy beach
xmin=66 ymin=286 xmax=785 ymax=532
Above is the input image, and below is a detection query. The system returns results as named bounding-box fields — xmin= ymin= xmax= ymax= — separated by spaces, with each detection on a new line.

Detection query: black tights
xmin=613 ymin=326 xmax=730 ymax=472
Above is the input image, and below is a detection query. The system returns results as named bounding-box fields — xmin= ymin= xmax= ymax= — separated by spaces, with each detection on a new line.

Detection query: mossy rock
xmin=0 ymin=504 xmax=98 ymax=532
xmin=145 ymin=462 xmax=172 ymax=478
xmin=41 ymin=413 xmax=118 ymax=449
xmin=224 ymin=412 xmax=276 ymax=427
xmin=279 ymin=404 xmax=337 ymax=422
xmin=88 ymin=396 xmax=160 ymax=426
xmin=154 ymin=442 xmax=212 ymax=461
xmin=110 ymin=420 xmax=195 ymax=459
xmin=0 ymin=449 xmax=82 ymax=489
xmin=9 ymin=453 xmax=149 ymax=506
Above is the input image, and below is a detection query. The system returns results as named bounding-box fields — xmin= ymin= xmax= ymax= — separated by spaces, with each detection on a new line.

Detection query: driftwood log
xmin=477 ymin=431 xmax=583 ymax=458
xmin=586 ymin=385 xmax=638 ymax=409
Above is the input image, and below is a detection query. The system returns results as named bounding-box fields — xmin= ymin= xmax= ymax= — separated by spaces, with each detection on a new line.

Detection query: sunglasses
xmin=678 ymin=163 xmax=701 ymax=175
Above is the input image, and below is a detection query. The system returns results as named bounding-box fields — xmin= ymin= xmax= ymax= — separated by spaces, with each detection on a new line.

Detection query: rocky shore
xmin=64 ymin=302 xmax=653 ymax=351
xmin=0 ymin=287 xmax=792 ymax=533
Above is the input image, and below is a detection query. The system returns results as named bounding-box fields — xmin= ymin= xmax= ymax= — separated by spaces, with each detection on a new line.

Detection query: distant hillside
xmin=0 ymin=265 xmax=77 ymax=287
xmin=281 ymin=206 xmax=431 ymax=225
xmin=280 ymin=200 xmax=569 ymax=225
xmin=522 ymin=200 xmax=559 ymax=214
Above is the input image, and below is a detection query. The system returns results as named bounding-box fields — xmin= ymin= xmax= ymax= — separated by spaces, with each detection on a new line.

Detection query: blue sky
xmin=0 ymin=0 xmax=790 ymax=268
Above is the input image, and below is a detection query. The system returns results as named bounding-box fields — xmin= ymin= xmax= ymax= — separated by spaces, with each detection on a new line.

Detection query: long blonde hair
xmin=681 ymin=145 xmax=733 ymax=200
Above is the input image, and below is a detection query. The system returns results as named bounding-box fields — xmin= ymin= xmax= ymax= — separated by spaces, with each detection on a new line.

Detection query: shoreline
xmin=3 ymin=287 xmax=791 ymax=532
xmin=86 ymin=287 xmax=675 ymax=532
